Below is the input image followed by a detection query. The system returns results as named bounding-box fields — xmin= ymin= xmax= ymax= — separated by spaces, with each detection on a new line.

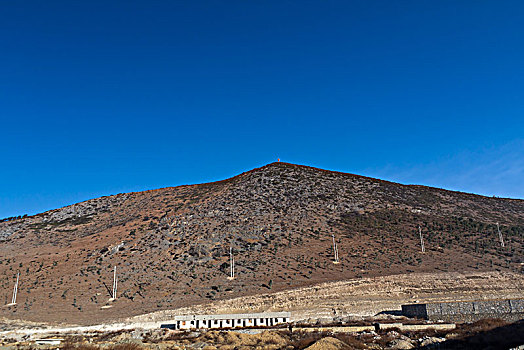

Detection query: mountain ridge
xmin=3 ymin=161 xmax=523 ymax=222
xmin=0 ymin=162 xmax=522 ymax=325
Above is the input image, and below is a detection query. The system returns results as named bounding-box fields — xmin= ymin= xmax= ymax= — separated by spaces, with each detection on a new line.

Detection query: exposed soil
xmin=126 ymin=270 xmax=524 ymax=324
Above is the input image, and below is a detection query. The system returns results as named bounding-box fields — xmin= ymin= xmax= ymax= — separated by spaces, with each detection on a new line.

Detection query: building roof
xmin=169 ymin=312 xmax=291 ymax=321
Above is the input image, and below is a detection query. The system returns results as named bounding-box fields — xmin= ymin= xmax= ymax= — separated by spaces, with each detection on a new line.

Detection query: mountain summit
xmin=1 ymin=162 xmax=523 ymax=324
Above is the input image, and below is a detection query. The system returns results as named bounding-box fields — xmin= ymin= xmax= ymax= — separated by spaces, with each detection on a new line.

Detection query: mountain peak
xmin=0 ymin=163 xmax=522 ymax=325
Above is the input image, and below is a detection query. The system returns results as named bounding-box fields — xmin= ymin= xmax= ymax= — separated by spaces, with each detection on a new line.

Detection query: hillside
xmin=0 ymin=162 xmax=523 ymax=325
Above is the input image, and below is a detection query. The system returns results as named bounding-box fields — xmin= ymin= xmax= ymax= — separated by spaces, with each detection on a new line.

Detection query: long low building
xmin=402 ymin=298 xmax=524 ymax=323
xmin=160 ymin=312 xmax=291 ymax=330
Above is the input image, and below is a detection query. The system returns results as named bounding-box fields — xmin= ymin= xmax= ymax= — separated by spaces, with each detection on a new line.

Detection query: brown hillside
xmin=0 ymin=162 xmax=523 ymax=325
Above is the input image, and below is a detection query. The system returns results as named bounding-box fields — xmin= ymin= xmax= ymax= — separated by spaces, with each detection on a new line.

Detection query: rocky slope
xmin=0 ymin=162 xmax=523 ymax=324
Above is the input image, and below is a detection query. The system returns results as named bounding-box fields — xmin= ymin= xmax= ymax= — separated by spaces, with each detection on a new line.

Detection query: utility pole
xmin=419 ymin=225 xmax=425 ymax=253
xmin=111 ymin=266 xmax=117 ymax=300
xmin=496 ymin=223 xmax=505 ymax=248
xmin=332 ymin=234 xmax=340 ymax=264
xmin=6 ymin=273 xmax=19 ymax=306
xmin=228 ymin=246 xmax=235 ymax=280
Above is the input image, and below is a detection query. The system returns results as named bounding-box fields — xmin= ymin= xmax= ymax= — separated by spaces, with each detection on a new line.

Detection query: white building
xmin=161 ymin=312 xmax=291 ymax=330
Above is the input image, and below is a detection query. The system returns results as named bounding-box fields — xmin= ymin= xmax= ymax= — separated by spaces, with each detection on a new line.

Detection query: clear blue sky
xmin=1 ymin=1 xmax=523 ymax=218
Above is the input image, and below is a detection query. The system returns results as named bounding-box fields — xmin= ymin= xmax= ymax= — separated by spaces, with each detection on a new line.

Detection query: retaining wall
xmin=402 ymin=299 xmax=524 ymax=323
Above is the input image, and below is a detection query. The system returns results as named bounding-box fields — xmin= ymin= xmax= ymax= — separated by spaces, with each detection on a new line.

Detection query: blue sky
xmin=1 ymin=1 xmax=523 ymax=218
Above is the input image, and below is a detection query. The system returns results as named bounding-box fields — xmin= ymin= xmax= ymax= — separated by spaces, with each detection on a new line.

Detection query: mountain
xmin=0 ymin=162 xmax=523 ymax=325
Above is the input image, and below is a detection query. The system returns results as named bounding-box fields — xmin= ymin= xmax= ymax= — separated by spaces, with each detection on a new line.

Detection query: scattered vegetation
xmin=0 ymin=162 xmax=522 ymax=324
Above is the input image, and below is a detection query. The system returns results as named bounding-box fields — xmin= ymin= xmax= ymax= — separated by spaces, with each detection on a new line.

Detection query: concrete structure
xmin=35 ymin=339 xmax=64 ymax=345
xmin=398 ymin=323 xmax=456 ymax=331
xmin=377 ymin=323 xmax=455 ymax=331
xmin=297 ymin=324 xmax=455 ymax=333
xmin=402 ymin=298 xmax=524 ymax=323
xmin=160 ymin=312 xmax=291 ymax=330
xmin=297 ymin=325 xmax=375 ymax=333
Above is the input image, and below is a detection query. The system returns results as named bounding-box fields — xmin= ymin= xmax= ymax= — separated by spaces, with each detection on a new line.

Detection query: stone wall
xmin=402 ymin=299 xmax=524 ymax=323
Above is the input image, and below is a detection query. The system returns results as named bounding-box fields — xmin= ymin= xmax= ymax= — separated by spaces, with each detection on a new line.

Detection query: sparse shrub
xmin=287 ymin=330 xmax=325 ymax=349
xmin=334 ymin=333 xmax=367 ymax=349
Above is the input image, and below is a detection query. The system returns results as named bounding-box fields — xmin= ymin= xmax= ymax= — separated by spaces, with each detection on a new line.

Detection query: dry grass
xmin=332 ymin=333 xmax=367 ymax=349
xmin=454 ymin=318 xmax=508 ymax=337
xmin=47 ymin=319 xmax=522 ymax=350
xmin=160 ymin=330 xmax=193 ymax=341
xmin=278 ymin=330 xmax=366 ymax=350
xmin=434 ymin=319 xmax=524 ymax=349
xmin=289 ymin=331 xmax=325 ymax=349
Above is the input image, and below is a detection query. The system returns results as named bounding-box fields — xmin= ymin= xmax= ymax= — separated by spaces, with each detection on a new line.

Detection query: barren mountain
xmin=0 ymin=162 xmax=523 ymax=325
